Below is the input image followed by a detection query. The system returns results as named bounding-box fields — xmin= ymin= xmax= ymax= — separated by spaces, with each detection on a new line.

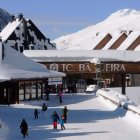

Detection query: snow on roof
xmin=0 ymin=64 xmax=64 ymax=80
xmin=0 ymin=43 xmax=65 ymax=81
xmin=117 ymin=31 xmax=140 ymax=50
xmin=0 ymin=17 xmax=55 ymax=50
xmin=0 ymin=18 xmax=22 ymax=41
xmin=102 ymin=33 xmax=125 ymax=50
xmin=54 ymin=9 xmax=140 ymax=51
xmin=65 ymin=33 xmax=111 ymax=50
xmin=23 ymin=50 xmax=140 ymax=62
xmin=134 ymin=44 xmax=140 ymax=51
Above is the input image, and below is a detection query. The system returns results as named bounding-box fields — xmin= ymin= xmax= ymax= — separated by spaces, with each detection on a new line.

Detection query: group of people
xmin=51 ymin=106 xmax=68 ymax=130
xmin=20 ymin=105 xmax=68 ymax=138
xmin=34 ymin=103 xmax=48 ymax=119
xmin=20 ymin=103 xmax=48 ymax=138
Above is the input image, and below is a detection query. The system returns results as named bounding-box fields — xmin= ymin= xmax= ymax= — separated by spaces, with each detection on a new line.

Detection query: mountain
xmin=53 ymin=9 xmax=140 ymax=50
xmin=0 ymin=8 xmax=11 ymax=32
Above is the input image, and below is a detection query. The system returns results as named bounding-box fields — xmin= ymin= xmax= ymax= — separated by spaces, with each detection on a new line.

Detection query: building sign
xmin=103 ymin=64 xmax=126 ymax=72
xmin=43 ymin=62 xmax=140 ymax=74
xmin=48 ymin=77 xmax=62 ymax=85
xmin=49 ymin=63 xmax=59 ymax=71
xmin=48 ymin=63 xmax=95 ymax=73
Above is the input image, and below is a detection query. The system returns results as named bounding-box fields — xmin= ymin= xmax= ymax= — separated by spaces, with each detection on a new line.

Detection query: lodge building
xmin=23 ymin=30 xmax=140 ymax=94
xmin=0 ymin=13 xmax=140 ymax=105
xmin=0 ymin=14 xmax=65 ymax=104
xmin=24 ymin=49 xmax=140 ymax=94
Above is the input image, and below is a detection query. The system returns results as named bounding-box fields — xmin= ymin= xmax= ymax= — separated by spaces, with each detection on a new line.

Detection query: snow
xmin=134 ymin=44 xmax=140 ymax=51
xmin=1 ymin=8 xmax=140 ymax=139
xmin=0 ymin=42 xmax=65 ymax=80
xmin=53 ymin=9 xmax=140 ymax=50
xmin=1 ymin=87 xmax=140 ymax=140
xmin=0 ymin=17 xmax=55 ymax=51
xmin=117 ymin=32 xmax=140 ymax=50
xmin=66 ymin=33 xmax=110 ymax=50
xmin=24 ymin=49 xmax=140 ymax=62
xmin=106 ymin=87 xmax=140 ymax=106
xmin=102 ymin=33 xmax=126 ymax=50
xmin=0 ymin=18 xmax=22 ymax=41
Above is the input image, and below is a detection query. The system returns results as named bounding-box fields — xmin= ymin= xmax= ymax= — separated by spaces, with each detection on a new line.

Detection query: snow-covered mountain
xmin=0 ymin=8 xmax=11 ymax=31
xmin=53 ymin=9 xmax=140 ymax=50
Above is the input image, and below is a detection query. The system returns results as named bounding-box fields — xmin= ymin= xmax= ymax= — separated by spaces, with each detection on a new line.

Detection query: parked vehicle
xmin=85 ymin=84 xmax=98 ymax=93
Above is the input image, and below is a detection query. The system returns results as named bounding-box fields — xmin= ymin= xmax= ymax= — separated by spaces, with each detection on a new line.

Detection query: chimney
xmin=17 ymin=13 xmax=23 ymax=21
xmin=11 ymin=15 xmax=16 ymax=22
xmin=129 ymin=30 xmax=133 ymax=35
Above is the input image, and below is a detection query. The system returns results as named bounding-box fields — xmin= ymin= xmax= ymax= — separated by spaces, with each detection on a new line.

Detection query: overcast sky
xmin=1 ymin=0 xmax=140 ymax=40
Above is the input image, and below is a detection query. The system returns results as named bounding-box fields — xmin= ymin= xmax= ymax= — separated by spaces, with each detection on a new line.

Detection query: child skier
xmin=60 ymin=115 xmax=65 ymax=130
xmin=34 ymin=109 xmax=40 ymax=119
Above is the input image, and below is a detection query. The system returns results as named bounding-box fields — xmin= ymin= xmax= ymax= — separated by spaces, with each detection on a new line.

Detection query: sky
xmin=0 ymin=88 xmax=140 ymax=140
xmin=0 ymin=0 xmax=140 ymax=40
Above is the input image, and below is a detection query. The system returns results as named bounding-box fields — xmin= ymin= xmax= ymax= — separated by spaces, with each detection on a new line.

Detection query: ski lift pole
xmin=95 ymin=63 xmax=102 ymax=89
xmin=90 ymin=58 xmax=102 ymax=89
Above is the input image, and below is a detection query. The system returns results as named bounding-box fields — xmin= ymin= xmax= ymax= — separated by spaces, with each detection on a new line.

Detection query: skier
xmin=20 ymin=119 xmax=28 ymax=138
xmin=45 ymin=87 xmax=50 ymax=100
xmin=51 ymin=111 xmax=60 ymax=129
xmin=60 ymin=115 xmax=65 ymax=130
xmin=62 ymin=106 xmax=68 ymax=123
xmin=41 ymin=103 xmax=48 ymax=118
xmin=34 ymin=109 xmax=40 ymax=119
xmin=42 ymin=103 xmax=48 ymax=112
xmin=59 ymin=91 xmax=63 ymax=104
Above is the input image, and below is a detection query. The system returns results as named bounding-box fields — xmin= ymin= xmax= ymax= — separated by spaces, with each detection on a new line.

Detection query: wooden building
xmin=1 ymin=13 xmax=140 ymax=96
xmin=23 ymin=49 xmax=140 ymax=94
xmin=0 ymin=13 xmax=56 ymax=52
xmin=0 ymin=13 xmax=67 ymax=104
xmin=0 ymin=39 xmax=65 ymax=105
xmin=23 ymin=30 xmax=140 ymax=94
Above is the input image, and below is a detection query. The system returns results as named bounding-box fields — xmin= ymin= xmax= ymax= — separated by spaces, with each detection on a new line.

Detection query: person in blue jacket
xmin=60 ymin=115 xmax=65 ymax=130
xmin=51 ymin=111 xmax=60 ymax=129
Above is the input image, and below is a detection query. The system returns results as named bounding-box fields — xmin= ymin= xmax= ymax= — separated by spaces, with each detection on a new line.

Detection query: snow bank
xmin=0 ymin=118 xmax=9 ymax=139
xmin=97 ymin=89 xmax=140 ymax=129
xmin=97 ymin=89 xmax=140 ymax=115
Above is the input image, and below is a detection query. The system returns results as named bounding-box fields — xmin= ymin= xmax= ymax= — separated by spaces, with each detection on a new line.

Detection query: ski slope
xmin=0 ymin=93 xmax=140 ymax=140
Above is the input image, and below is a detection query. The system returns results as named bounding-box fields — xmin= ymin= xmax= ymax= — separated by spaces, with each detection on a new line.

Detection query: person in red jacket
xmin=51 ymin=111 xmax=60 ymax=129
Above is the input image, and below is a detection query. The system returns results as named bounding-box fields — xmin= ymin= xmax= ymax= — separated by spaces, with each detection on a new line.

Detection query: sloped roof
xmin=0 ymin=42 xmax=65 ymax=81
xmin=102 ymin=33 xmax=127 ymax=50
xmin=134 ymin=44 xmax=140 ymax=51
xmin=90 ymin=33 xmax=111 ymax=50
xmin=0 ymin=18 xmax=22 ymax=41
xmin=0 ymin=64 xmax=65 ymax=80
xmin=117 ymin=32 xmax=140 ymax=50
xmin=94 ymin=33 xmax=112 ymax=50
xmin=0 ymin=16 xmax=55 ymax=50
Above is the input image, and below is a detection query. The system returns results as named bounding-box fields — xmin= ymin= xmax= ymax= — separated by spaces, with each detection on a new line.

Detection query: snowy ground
xmin=107 ymin=87 xmax=140 ymax=105
xmin=0 ymin=91 xmax=140 ymax=140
